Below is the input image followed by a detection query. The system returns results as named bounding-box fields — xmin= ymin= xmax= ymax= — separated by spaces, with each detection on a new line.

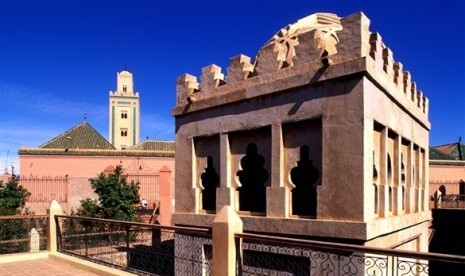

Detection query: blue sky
xmin=1 ymin=0 xmax=464 ymax=174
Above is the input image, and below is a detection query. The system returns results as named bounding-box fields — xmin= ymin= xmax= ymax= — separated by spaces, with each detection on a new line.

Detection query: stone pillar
xmin=267 ymin=123 xmax=288 ymax=217
xmin=217 ymin=133 xmax=234 ymax=210
xmin=212 ymin=205 xmax=243 ymax=276
xmin=30 ymin=228 xmax=40 ymax=253
xmin=158 ymin=166 xmax=172 ymax=226
xmin=379 ymin=126 xmax=388 ymax=217
xmin=393 ymin=134 xmax=401 ymax=215
xmin=47 ymin=200 xmax=63 ymax=252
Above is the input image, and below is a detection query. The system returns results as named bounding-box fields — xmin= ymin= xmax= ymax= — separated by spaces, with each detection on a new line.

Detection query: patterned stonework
xmin=262 ymin=13 xmax=343 ymax=67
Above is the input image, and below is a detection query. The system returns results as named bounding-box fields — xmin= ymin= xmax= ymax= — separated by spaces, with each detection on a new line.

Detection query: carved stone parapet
xmin=176 ymin=74 xmax=199 ymax=105
xmin=403 ymin=71 xmax=411 ymax=94
xmin=382 ymin=47 xmax=393 ymax=75
xmin=200 ymin=64 xmax=225 ymax=92
xmin=393 ymin=62 xmax=403 ymax=85
xmin=416 ymin=90 xmax=423 ymax=109
xmin=292 ymin=30 xmax=320 ymax=66
xmin=369 ymin=32 xmax=383 ymax=61
xmin=226 ymin=55 xmax=254 ymax=83
xmin=410 ymin=81 xmax=417 ymax=103
xmin=254 ymin=43 xmax=281 ymax=75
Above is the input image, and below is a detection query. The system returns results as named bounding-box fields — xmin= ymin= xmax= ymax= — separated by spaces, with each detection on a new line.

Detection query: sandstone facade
xmin=172 ymin=12 xmax=430 ymax=250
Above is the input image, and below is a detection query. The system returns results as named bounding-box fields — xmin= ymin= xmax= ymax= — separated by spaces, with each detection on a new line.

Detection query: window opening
xmin=236 ymin=143 xmax=268 ymax=213
xmin=290 ymin=145 xmax=319 ymax=217
xmin=201 ymin=156 xmax=219 ymax=211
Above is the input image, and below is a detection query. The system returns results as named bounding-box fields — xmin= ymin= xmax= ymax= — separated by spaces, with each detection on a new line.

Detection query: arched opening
xmin=290 ymin=145 xmax=319 ymax=217
xmin=236 ymin=143 xmax=268 ymax=213
xmin=387 ymin=153 xmax=393 ymax=184
xmin=374 ymin=184 xmax=378 ymax=215
xmin=201 ymin=156 xmax=219 ymax=212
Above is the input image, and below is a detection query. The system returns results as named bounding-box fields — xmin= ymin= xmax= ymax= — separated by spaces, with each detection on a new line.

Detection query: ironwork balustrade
xmin=0 ymin=215 xmax=48 ymax=254
xmin=438 ymin=194 xmax=465 ymax=209
xmin=236 ymin=233 xmax=465 ymax=275
xmin=55 ymin=215 xmax=212 ymax=275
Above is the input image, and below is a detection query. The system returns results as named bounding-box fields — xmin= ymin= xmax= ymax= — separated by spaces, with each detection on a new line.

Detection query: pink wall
xmin=429 ymin=162 xmax=465 ymax=197
xmin=20 ymin=153 xmax=175 ymax=225
xmin=20 ymin=154 xmax=173 ymax=177
xmin=430 ymin=164 xmax=465 ymax=183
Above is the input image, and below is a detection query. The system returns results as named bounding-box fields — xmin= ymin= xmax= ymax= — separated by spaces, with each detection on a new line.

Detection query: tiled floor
xmin=0 ymin=258 xmax=101 ymax=276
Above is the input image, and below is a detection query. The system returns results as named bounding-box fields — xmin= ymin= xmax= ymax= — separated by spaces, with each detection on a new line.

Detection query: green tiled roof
xmin=19 ymin=122 xmax=175 ymax=157
xmin=429 ymin=147 xmax=456 ymax=160
xmin=127 ymin=140 xmax=175 ymax=152
xmin=432 ymin=141 xmax=465 ymax=161
xmin=39 ymin=121 xmax=115 ymax=150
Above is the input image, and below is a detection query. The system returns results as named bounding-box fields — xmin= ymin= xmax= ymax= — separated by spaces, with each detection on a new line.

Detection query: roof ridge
xmin=39 ymin=121 xmax=115 ymax=150
xmin=39 ymin=121 xmax=87 ymax=148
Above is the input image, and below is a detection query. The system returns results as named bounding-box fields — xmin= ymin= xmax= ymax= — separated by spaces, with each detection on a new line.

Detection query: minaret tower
xmin=109 ymin=68 xmax=140 ymax=150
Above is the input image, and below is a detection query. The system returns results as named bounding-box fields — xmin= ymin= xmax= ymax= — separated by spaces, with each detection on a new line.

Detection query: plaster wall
xmin=19 ymin=154 xmax=173 ymax=177
xmin=430 ymin=165 xmax=465 ymax=183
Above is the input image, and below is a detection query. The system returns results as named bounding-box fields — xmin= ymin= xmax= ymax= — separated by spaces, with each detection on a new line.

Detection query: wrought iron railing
xmin=55 ymin=215 xmax=212 ymax=275
xmin=237 ymin=233 xmax=465 ymax=275
xmin=0 ymin=215 xmax=48 ymax=254
xmin=437 ymin=194 xmax=465 ymax=209
xmin=19 ymin=176 xmax=68 ymax=203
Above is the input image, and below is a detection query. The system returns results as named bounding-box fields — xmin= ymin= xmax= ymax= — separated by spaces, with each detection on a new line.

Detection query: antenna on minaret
xmin=84 ymin=112 xmax=87 ymax=122
xmin=123 ymin=64 xmax=128 ymax=71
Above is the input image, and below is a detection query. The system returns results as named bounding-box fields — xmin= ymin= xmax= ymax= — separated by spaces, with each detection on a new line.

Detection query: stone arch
xmin=236 ymin=143 xmax=268 ymax=213
xmin=439 ymin=185 xmax=446 ymax=196
xmin=373 ymin=151 xmax=378 ymax=180
xmin=201 ymin=156 xmax=219 ymax=211
xmin=290 ymin=145 xmax=319 ymax=217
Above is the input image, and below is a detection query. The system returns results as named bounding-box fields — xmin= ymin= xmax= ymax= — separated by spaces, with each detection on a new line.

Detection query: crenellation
xmin=254 ymin=43 xmax=282 ymax=75
xmin=200 ymin=64 xmax=226 ymax=93
xmin=422 ymin=96 xmax=428 ymax=115
xmin=416 ymin=90 xmax=423 ymax=109
xmin=173 ymin=11 xmax=428 ymax=118
xmin=369 ymin=32 xmax=384 ymax=71
xmin=410 ymin=81 xmax=417 ymax=104
xmin=403 ymin=71 xmax=411 ymax=94
xmin=226 ymin=54 xmax=255 ymax=84
xmin=393 ymin=62 xmax=403 ymax=86
xmin=382 ymin=47 xmax=393 ymax=75
xmin=176 ymin=74 xmax=199 ymax=105
xmin=337 ymin=12 xmax=371 ymax=60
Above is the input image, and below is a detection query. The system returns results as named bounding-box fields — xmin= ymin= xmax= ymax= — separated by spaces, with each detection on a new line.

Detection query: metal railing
xmin=236 ymin=233 xmax=465 ymax=275
xmin=55 ymin=215 xmax=212 ymax=275
xmin=52 ymin=215 xmax=465 ymax=275
xmin=0 ymin=215 xmax=48 ymax=254
xmin=437 ymin=194 xmax=465 ymax=209
xmin=19 ymin=176 xmax=68 ymax=203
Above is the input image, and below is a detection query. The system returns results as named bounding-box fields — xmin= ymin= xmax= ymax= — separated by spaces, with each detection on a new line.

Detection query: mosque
xmin=17 ymin=69 xmax=175 ymax=225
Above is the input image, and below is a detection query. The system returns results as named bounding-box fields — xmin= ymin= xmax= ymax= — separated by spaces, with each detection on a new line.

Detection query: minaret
xmin=109 ymin=68 xmax=140 ymax=150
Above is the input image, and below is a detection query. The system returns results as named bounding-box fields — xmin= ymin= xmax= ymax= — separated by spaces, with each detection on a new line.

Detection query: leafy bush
xmin=77 ymin=165 xmax=140 ymax=221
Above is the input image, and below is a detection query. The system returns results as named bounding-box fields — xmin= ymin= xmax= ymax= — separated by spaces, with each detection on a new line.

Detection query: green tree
xmin=77 ymin=165 xmax=140 ymax=221
xmin=0 ymin=180 xmax=31 ymax=215
xmin=0 ymin=180 xmax=34 ymax=254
